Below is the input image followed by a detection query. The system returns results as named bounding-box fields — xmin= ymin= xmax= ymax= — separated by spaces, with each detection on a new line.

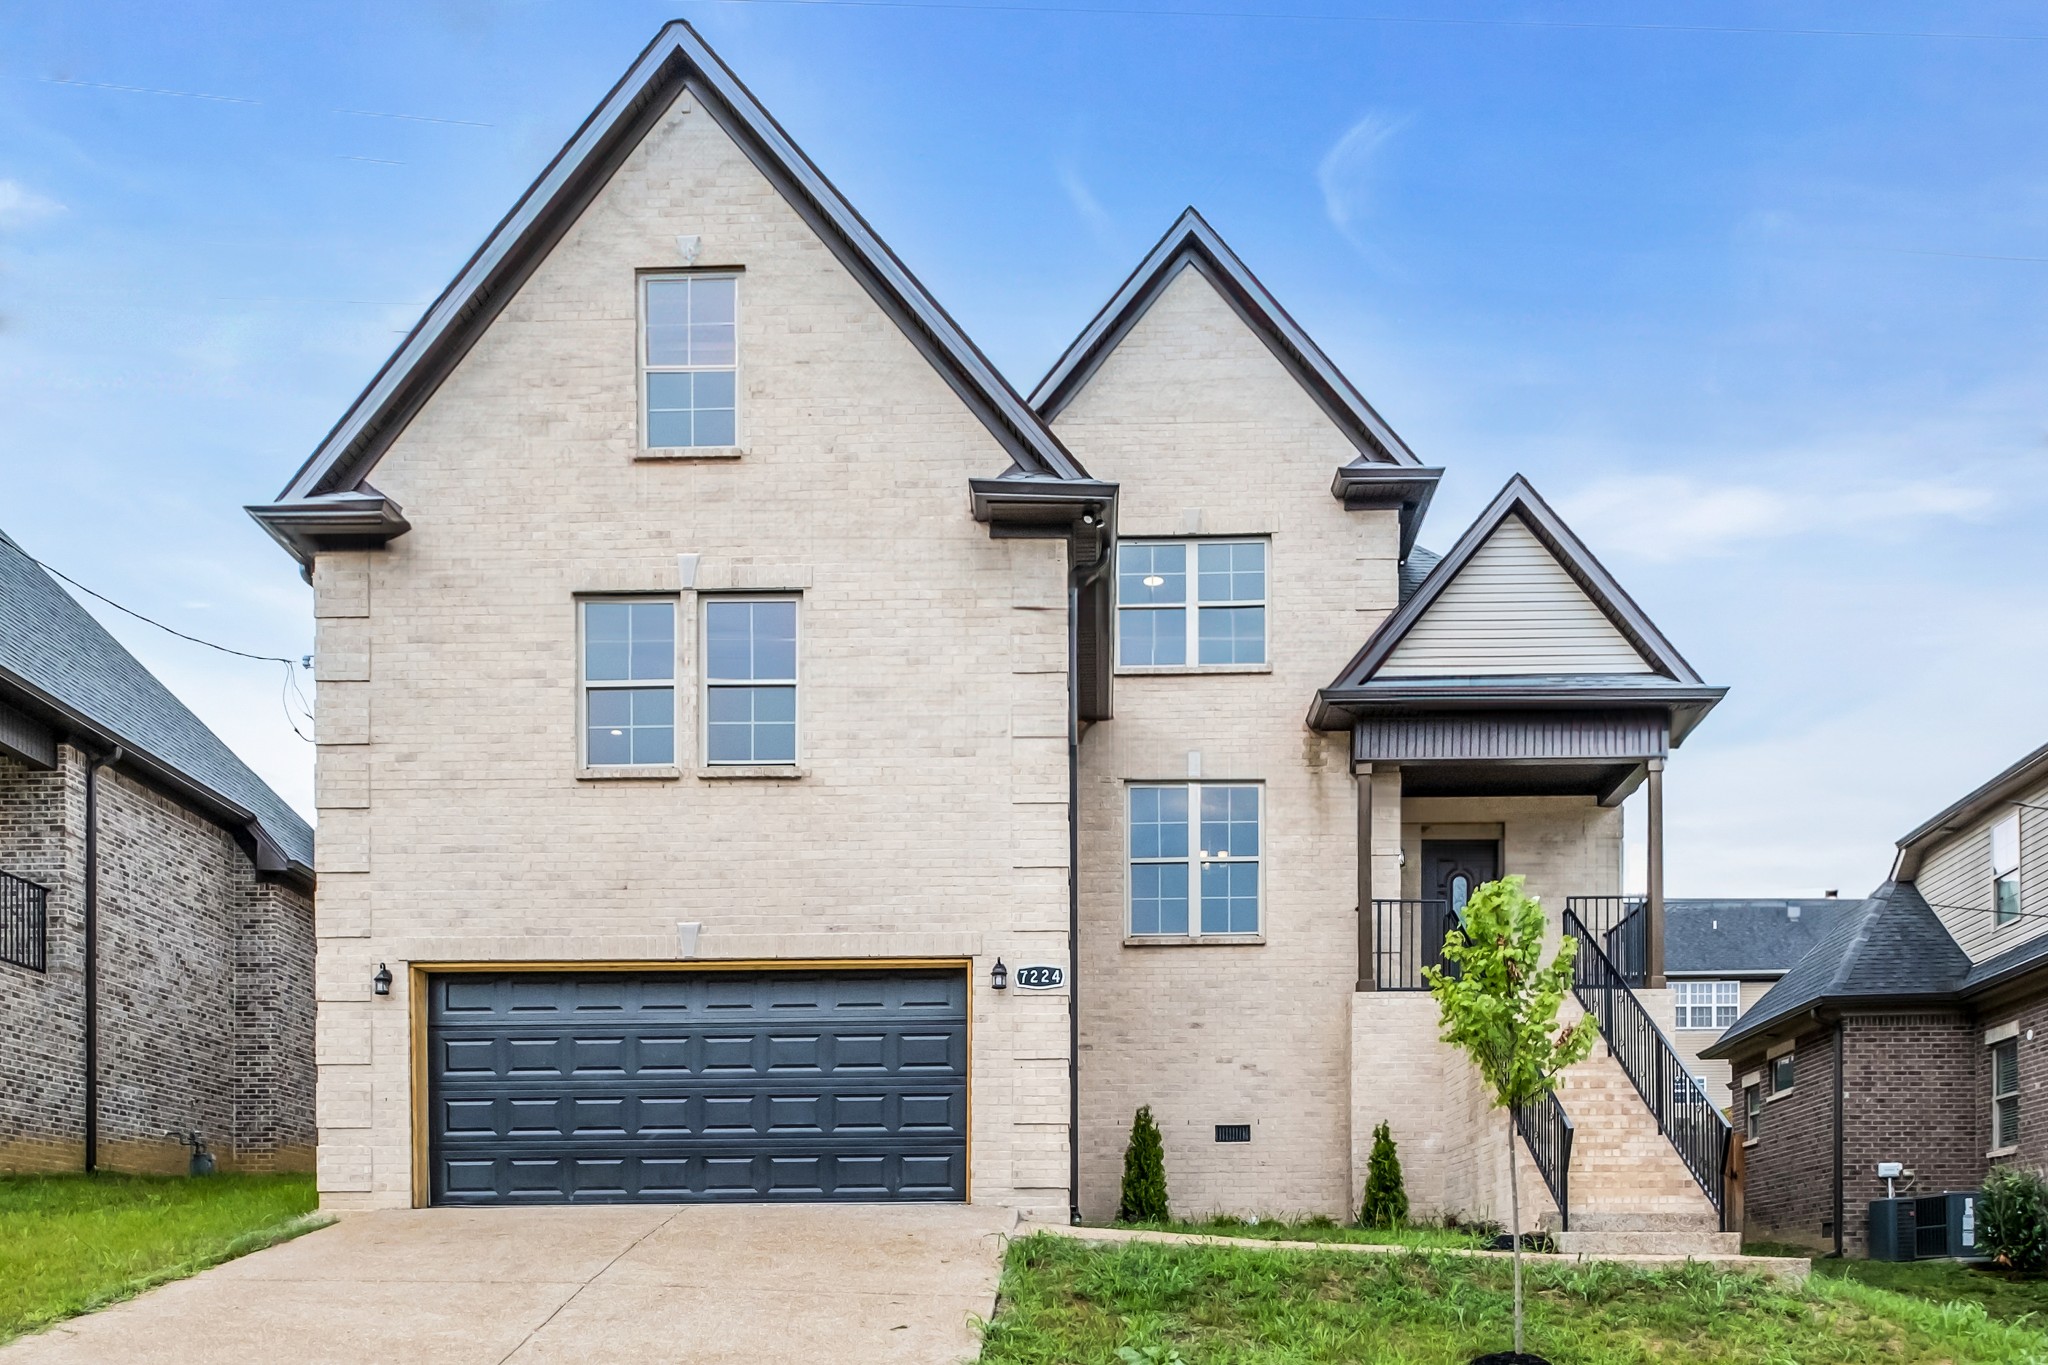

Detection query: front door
xmin=1421 ymin=840 xmax=1500 ymax=917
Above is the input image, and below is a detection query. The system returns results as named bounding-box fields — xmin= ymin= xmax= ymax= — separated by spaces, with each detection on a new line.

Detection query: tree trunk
xmin=1507 ymin=1110 xmax=1524 ymax=1357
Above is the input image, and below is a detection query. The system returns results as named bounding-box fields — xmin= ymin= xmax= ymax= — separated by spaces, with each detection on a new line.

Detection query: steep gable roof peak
xmin=1030 ymin=207 xmax=1422 ymax=467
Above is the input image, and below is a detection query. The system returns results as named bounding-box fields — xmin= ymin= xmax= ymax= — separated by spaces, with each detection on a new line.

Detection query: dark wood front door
xmin=1421 ymin=840 xmax=1500 ymax=915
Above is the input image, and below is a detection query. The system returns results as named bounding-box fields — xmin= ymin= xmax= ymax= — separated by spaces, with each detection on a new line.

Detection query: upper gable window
xmin=643 ymin=275 xmax=737 ymax=449
xmin=1993 ymin=812 xmax=2023 ymax=926
xmin=1116 ymin=540 xmax=1266 ymax=670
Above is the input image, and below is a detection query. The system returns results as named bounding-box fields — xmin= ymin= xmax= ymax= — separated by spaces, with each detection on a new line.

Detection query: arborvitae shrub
xmin=1360 ymin=1120 xmax=1410 ymax=1227
xmin=1117 ymin=1105 xmax=1170 ymax=1224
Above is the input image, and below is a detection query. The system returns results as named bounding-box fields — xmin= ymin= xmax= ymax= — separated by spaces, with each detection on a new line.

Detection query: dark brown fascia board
xmin=1893 ymin=739 xmax=2048 ymax=880
xmin=969 ymin=477 xmax=1119 ymax=531
xmin=1029 ymin=207 xmax=1421 ymax=468
xmin=1322 ymin=474 xmax=1711 ymax=697
xmin=970 ymin=478 xmax=1119 ymax=723
xmin=268 ymin=21 xmax=1085 ymax=522
xmin=1330 ymin=464 xmax=1442 ymax=558
xmin=245 ymin=492 xmax=411 ymax=572
xmin=1310 ymin=681 xmax=1725 ymax=734
xmin=0 ymin=668 xmax=313 ymax=888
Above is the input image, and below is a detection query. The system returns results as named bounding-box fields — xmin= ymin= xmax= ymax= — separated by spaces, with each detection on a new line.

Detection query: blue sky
xmin=2 ymin=1 xmax=2043 ymax=896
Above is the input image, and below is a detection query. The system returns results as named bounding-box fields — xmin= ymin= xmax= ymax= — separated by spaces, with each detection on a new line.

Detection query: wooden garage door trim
xmin=408 ymin=959 xmax=973 ymax=1208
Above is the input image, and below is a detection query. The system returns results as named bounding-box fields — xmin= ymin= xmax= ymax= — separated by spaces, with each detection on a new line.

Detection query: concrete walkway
xmin=2 ymin=1203 xmax=1016 ymax=1364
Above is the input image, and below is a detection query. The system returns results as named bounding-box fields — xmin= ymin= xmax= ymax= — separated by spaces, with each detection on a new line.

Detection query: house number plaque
xmin=1013 ymin=964 xmax=1065 ymax=990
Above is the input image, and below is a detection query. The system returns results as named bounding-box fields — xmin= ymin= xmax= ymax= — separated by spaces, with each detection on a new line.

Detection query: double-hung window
xmin=1993 ymin=812 xmax=2022 ymax=926
xmin=1744 ymin=1083 xmax=1763 ymax=1140
xmin=1116 ymin=540 xmax=1266 ymax=668
xmin=1128 ymin=783 xmax=1261 ymax=937
xmin=1771 ymin=1052 xmax=1795 ymax=1095
xmin=1673 ymin=980 xmax=1741 ymax=1032
xmin=1993 ymin=1037 xmax=2021 ymax=1149
xmin=643 ymin=274 xmax=737 ymax=448
xmin=581 ymin=600 xmax=676 ymax=766
xmin=703 ymin=597 xmax=797 ymax=765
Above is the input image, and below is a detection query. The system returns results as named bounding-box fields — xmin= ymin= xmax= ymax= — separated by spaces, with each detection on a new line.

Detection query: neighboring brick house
xmin=0 ymin=531 xmax=315 ymax=1174
xmin=247 ymin=24 xmax=1739 ymax=1245
xmin=1657 ymin=897 xmax=1854 ymax=1108
xmin=1705 ymin=742 xmax=2048 ymax=1256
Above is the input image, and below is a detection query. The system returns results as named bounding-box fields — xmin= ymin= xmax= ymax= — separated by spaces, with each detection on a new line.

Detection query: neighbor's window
xmin=582 ymin=599 xmax=676 ymax=766
xmin=703 ymin=597 xmax=797 ymax=764
xmin=644 ymin=274 xmax=737 ymax=448
xmin=1993 ymin=1037 xmax=2021 ymax=1149
xmin=1744 ymin=1084 xmax=1763 ymax=1140
xmin=1116 ymin=540 xmax=1266 ymax=668
xmin=1993 ymin=812 xmax=2023 ymax=927
xmin=1771 ymin=1052 xmax=1795 ymax=1095
xmin=1674 ymin=980 xmax=1742 ymax=1032
xmin=1128 ymin=783 xmax=1262 ymax=936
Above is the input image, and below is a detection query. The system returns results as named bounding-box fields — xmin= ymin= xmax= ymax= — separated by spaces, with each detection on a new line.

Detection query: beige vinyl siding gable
xmin=1919 ymin=776 xmax=2048 ymax=964
xmin=1379 ymin=516 xmax=1654 ymax=677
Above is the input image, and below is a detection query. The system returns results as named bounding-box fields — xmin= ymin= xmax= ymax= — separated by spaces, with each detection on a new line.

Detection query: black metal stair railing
xmin=1563 ymin=908 xmax=1731 ymax=1224
xmin=2 ymin=869 xmax=48 ymax=973
xmin=1368 ymin=899 xmax=1455 ymax=991
xmin=1513 ymin=1089 xmax=1574 ymax=1232
xmin=1564 ymin=895 xmax=1646 ymax=987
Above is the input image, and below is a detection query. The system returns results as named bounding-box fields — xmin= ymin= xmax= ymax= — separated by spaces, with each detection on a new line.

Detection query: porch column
xmin=1645 ymin=757 xmax=1666 ymax=989
xmin=1355 ymin=760 xmax=1374 ymax=992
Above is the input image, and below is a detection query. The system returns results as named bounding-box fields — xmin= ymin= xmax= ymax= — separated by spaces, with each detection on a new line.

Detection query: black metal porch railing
xmin=1563 ymin=908 xmax=1732 ymax=1225
xmin=1370 ymin=899 xmax=1455 ymax=991
xmin=1514 ymin=1089 xmax=1574 ymax=1232
xmin=1565 ymin=895 xmax=1647 ymax=987
xmin=2 ymin=869 xmax=48 ymax=973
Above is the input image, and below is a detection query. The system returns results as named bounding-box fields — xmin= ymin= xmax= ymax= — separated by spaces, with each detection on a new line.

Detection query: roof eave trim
xmin=1308 ymin=681 xmax=1727 ymax=734
xmin=1893 ymin=740 xmax=2048 ymax=879
xmin=246 ymin=494 xmax=412 ymax=570
xmin=1330 ymin=465 xmax=1442 ymax=558
xmin=1030 ymin=208 xmax=1421 ymax=467
xmin=968 ymin=477 xmax=1119 ymax=529
xmin=273 ymin=20 xmax=1085 ymax=515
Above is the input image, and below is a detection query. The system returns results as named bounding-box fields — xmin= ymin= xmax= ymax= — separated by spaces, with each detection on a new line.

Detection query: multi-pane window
xmin=1128 ymin=783 xmax=1261 ymax=936
xmin=1744 ymin=1084 xmax=1763 ymax=1140
xmin=1771 ymin=1052 xmax=1795 ymax=1095
xmin=1116 ymin=540 xmax=1266 ymax=668
xmin=1993 ymin=813 xmax=2022 ymax=926
xmin=582 ymin=600 xmax=676 ymax=766
xmin=1994 ymin=1037 xmax=2021 ymax=1149
xmin=1673 ymin=980 xmax=1742 ymax=1031
xmin=704 ymin=597 xmax=797 ymax=764
xmin=643 ymin=275 xmax=737 ymax=448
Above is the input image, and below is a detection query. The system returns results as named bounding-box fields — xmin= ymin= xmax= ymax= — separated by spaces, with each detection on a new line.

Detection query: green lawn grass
xmin=1112 ymin=1215 xmax=1491 ymax=1251
xmin=1745 ymin=1241 xmax=2048 ymax=1327
xmin=982 ymin=1231 xmax=2048 ymax=1364
xmin=0 ymin=1173 xmax=325 ymax=1345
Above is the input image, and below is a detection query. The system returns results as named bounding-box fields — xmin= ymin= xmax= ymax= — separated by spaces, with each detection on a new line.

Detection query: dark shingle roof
xmin=1701 ymin=882 xmax=1969 ymax=1058
xmin=0 ymin=532 xmax=313 ymax=873
xmin=1665 ymin=898 xmax=1856 ymax=976
xmin=1398 ymin=546 xmax=1441 ymax=605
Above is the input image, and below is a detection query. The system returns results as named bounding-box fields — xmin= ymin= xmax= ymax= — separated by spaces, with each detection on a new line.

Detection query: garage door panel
xmin=427 ymin=969 xmax=967 ymax=1205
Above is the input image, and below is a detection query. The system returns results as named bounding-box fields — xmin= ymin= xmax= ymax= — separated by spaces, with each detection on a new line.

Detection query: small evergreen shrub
xmin=1117 ymin=1105 xmax=1170 ymax=1224
xmin=1980 ymin=1165 xmax=2048 ymax=1273
xmin=1360 ymin=1120 xmax=1409 ymax=1227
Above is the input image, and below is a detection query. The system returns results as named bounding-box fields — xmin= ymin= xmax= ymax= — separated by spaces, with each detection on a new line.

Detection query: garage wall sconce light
xmin=990 ymin=958 xmax=1008 ymax=992
xmin=373 ymin=963 xmax=393 ymax=997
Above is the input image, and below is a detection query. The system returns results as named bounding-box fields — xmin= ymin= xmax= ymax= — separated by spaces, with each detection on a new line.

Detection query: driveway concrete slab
xmin=0 ymin=1203 xmax=1015 ymax=1365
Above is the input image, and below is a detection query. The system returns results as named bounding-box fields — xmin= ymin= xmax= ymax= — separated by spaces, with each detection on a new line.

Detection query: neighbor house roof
xmin=1664 ymin=899 xmax=1857 ymax=978
xmin=251 ymin=20 xmax=1094 ymax=567
xmin=1701 ymin=882 xmax=1970 ymax=1059
xmin=0 ymin=532 xmax=313 ymax=879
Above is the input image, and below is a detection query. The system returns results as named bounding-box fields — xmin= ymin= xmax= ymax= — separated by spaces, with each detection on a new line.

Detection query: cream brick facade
xmin=305 ymin=84 xmax=1074 ymax=1214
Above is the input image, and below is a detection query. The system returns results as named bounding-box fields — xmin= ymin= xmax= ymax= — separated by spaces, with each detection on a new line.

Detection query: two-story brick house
xmin=250 ymin=24 xmax=1736 ymax=1246
xmin=1706 ymin=742 xmax=2048 ymax=1256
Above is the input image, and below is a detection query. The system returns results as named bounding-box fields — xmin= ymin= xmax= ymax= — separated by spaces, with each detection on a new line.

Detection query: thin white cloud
xmin=1554 ymin=471 xmax=1993 ymax=561
xmin=1317 ymin=112 xmax=1406 ymax=243
xmin=1057 ymin=161 xmax=1117 ymax=250
xmin=0 ymin=179 xmax=65 ymax=230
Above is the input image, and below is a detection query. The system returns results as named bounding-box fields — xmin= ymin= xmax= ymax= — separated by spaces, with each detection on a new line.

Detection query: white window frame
xmin=1114 ymin=538 xmax=1269 ymax=672
xmin=1993 ymin=811 xmax=2022 ymax=927
xmin=700 ymin=593 xmax=800 ymax=767
xmin=1993 ymin=1036 xmax=2021 ymax=1150
xmin=1743 ymin=1083 xmax=1763 ymax=1141
xmin=578 ymin=596 xmax=679 ymax=768
xmin=1770 ymin=1052 xmax=1795 ymax=1096
xmin=1673 ymin=979 xmax=1742 ymax=1032
xmin=1126 ymin=781 xmax=1264 ymax=939
xmin=640 ymin=272 xmax=740 ymax=451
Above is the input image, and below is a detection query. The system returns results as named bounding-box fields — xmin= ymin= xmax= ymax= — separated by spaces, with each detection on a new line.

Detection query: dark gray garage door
xmin=426 ymin=968 xmax=967 ymax=1205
